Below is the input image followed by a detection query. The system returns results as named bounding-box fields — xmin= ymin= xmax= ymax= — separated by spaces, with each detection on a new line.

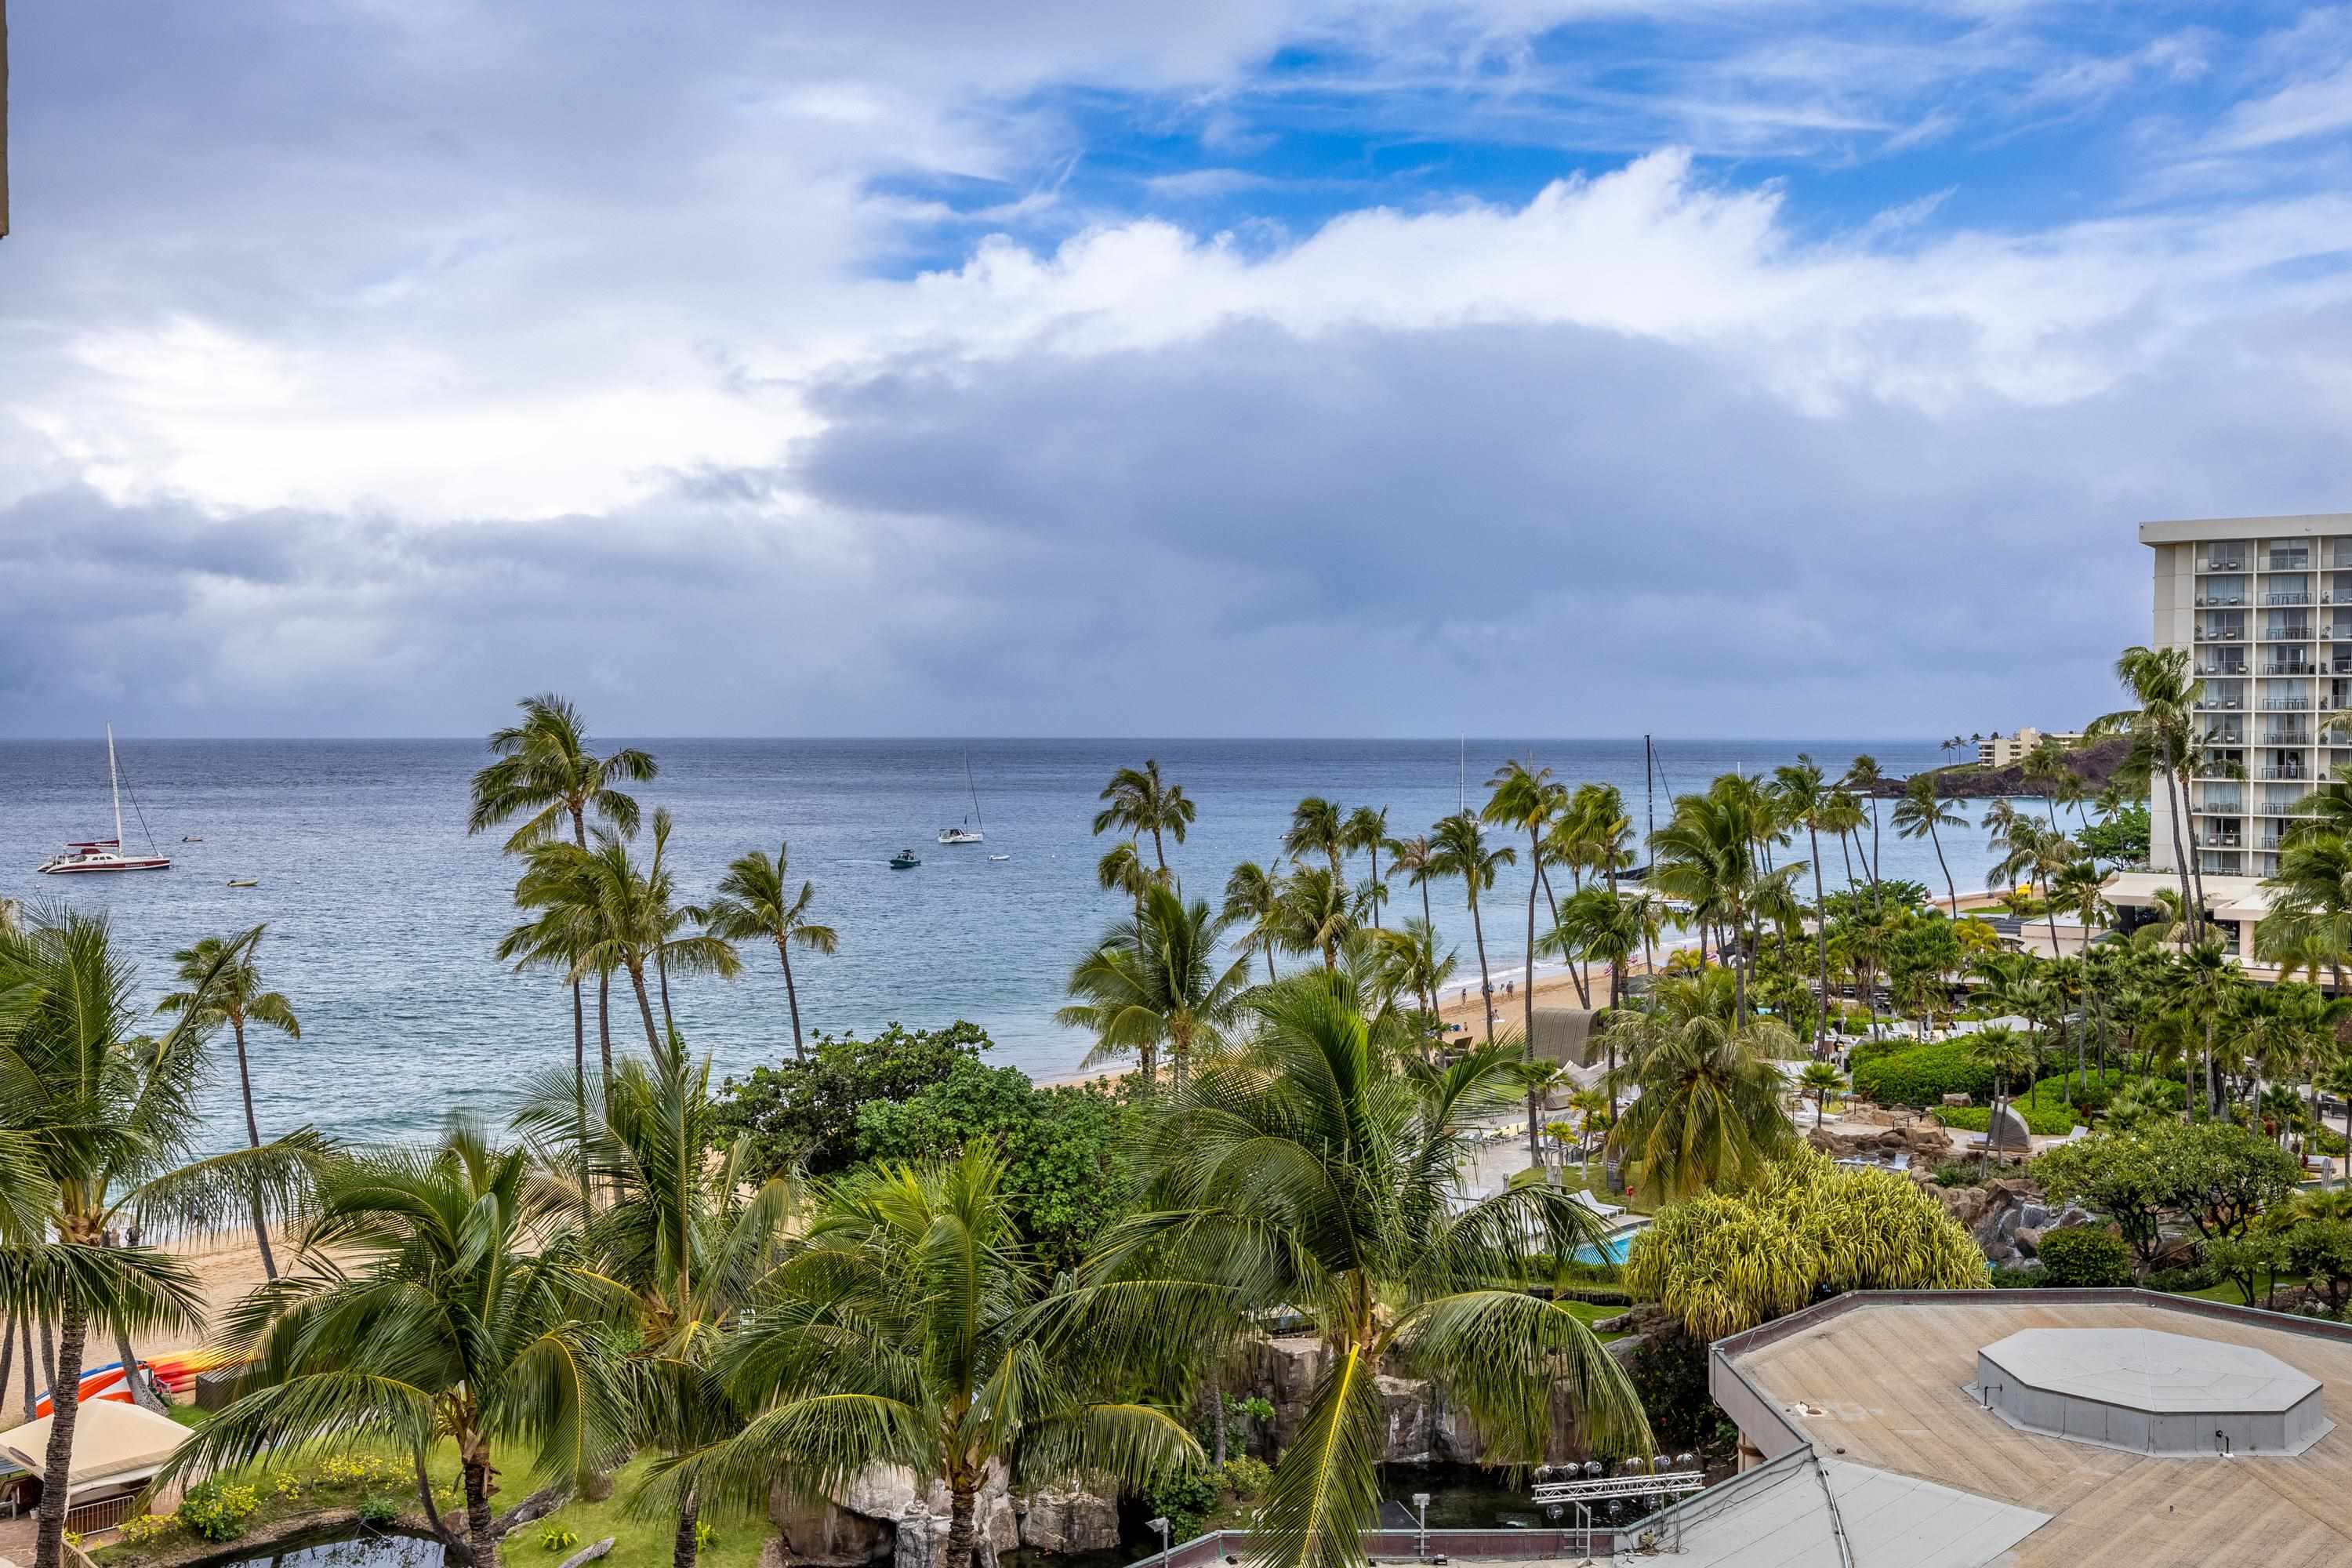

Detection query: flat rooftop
xmin=1723 ymin=1296 xmax=2352 ymax=1567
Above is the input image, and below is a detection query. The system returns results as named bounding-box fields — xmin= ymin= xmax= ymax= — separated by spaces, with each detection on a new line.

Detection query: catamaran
xmin=38 ymin=725 xmax=172 ymax=874
xmin=936 ymin=747 xmax=986 ymax=844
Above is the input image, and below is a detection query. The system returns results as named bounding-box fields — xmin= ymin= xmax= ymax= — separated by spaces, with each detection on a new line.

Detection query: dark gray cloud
xmin=12 ymin=295 xmax=2352 ymax=739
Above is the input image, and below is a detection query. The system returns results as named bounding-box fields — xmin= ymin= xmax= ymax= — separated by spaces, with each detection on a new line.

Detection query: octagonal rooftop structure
xmin=1973 ymin=1326 xmax=2330 ymax=1455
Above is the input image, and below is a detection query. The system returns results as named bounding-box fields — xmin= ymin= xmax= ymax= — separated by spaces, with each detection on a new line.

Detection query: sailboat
xmin=936 ymin=748 xmax=986 ymax=844
xmin=38 ymin=726 xmax=172 ymax=874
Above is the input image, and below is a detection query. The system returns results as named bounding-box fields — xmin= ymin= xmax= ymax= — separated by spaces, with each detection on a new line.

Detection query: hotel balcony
xmin=2200 ymin=554 xmax=2246 ymax=572
xmin=2263 ymin=731 xmax=2311 ymax=746
xmin=2268 ymin=554 xmax=2313 ymax=572
xmin=2197 ymin=594 xmax=2248 ymax=608
xmin=2259 ymin=696 xmax=2314 ymax=710
xmin=2265 ymin=625 xmax=2315 ymax=641
xmin=2262 ymin=765 xmax=2310 ymax=779
xmin=2263 ymin=660 xmax=2314 ymax=675
xmin=2266 ymin=590 xmax=2315 ymax=606
xmin=2196 ymin=660 xmax=2248 ymax=677
xmin=2196 ymin=626 xmax=2246 ymax=641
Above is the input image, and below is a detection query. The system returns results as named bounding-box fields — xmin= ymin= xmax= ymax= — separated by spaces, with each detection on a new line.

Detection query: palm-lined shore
xmin=3 ymin=688 xmax=2188 ymax=1568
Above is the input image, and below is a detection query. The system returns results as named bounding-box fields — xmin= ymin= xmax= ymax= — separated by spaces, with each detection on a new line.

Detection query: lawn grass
xmin=1554 ymin=1300 xmax=1628 ymax=1343
xmin=495 ymin=1457 xmax=768 ymax=1568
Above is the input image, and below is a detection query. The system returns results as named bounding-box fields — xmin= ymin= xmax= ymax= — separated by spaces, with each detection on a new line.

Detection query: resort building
xmin=1695 ymin=1290 xmax=2352 ymax=1566
xmin=2106 ymin=513 xmax=2352 ymax=967
xmin=1976 ymin=728 xmax=2083 ymax=769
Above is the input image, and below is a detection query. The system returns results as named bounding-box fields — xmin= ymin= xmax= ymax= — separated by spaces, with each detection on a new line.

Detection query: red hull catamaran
xmin=36 ymin=725 xmax=172 ymax=874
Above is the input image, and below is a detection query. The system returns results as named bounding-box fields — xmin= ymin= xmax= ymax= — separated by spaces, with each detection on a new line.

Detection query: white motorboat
xmin=38 ymin=726 xmax=172 ymax=874
xmin=936 ymin=747 xmax=987 ymax=844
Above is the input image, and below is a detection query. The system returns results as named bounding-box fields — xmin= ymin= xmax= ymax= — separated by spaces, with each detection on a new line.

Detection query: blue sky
xmin=6 ymin=2 xmax=2352 ymax=738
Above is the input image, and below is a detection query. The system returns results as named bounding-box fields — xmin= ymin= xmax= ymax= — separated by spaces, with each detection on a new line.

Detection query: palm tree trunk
xmin=1837 ymin=830 xmax=1856 ymax=889
xmin=1523 ymin=835 xmax=1540 ymax=1047
xmin=1420 ymin=879 xmax=1433 ymax=935
xmin=37 ymin=1308 xmax=55 ymax=1396
xmin=571 ymin=979 xmax=591 ymax=1221
xmin=18 ymin=1315 xmax=34 ymax=1421
xmin=0 ymin=1319 xmax=13 ymax=1428
xmin=1368 ymin=844 xmax=1381 ymax=931
xmin=412 ymin=1446 xmax=466 ymax=1560
xmin=1806 ymin=824 xmax=1831 ymax=1048
xmin=943 ymin=1484 xmax=982 ymax=1568
xmin=33 ymin=1295 xmax=89 ymax=1568
xmin=598 ymin=971 xmax=615 ymax=1085
xmin=1927 ymin=818 xmax=1956 ymax=910
xmin=2044 ymin=891 xmax=2063 ymax=964
xmin=1151 ymin=826 xmax=1167 ymax=875
xmin=462 ymin=1450 xmax=497 ymax=1561
xmin=231 ymin=1018 xmax=278 ymax=1281
xmin=656 ymin=948 xmax=677 ymax=1043
xmin=111 ymin=1322 xmax=165 ymax=1416
xmin=2177 ymin=765 xmax=2209 ymax=938
xmin=778 ymin=940 xmax=808 ymax=1060
xmin=674 ymin=1488 xmax=702 ymax=1568
xmin=627 ymin=962 xmax=662 ymax=1051
xmin=1468 ymin=892 xmax=1494 ymax=1046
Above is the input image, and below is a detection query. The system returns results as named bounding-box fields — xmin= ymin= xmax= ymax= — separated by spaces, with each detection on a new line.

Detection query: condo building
xmin=2107 ymin=513 xmax=2352 ymax=966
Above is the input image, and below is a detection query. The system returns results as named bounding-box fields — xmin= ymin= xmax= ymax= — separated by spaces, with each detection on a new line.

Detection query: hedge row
xmin=1939 ymin=1101 xmax=2081 ymax=1136
xmin=1850 ymin=1042 xmax=1999 ymax=1106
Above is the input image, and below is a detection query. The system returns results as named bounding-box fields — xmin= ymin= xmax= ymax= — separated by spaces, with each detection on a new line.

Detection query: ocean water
xmin=2 ymin=736 xmax=2002 ymax=1149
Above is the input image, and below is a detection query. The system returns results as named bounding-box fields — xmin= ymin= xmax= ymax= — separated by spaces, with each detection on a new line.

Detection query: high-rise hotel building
xmin=2121 ymin=513 xmax=2352 ymax=964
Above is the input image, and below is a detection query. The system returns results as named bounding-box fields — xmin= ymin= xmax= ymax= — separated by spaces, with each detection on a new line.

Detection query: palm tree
xmin=1094 ymin=760 xmax=1196 ymax=877
xmin=0 ymin=912 xmax=320 ymax=1568
xmin=1385 ymin=833 xmax=1439 ymax=934
xmin=1798 ymin=1061 xmax=1846 ymax=1127
xmin=513 ymin=1040 xmax=798 ymax=1568
xmin=167 ymin=1125 xmax=619 ymax=1566
xmin=1054 ymin=980 xmax=1650 ymax=1568
xmin=2165 ymin=938 xmax=2244 ymax=1117
xmin=640 ymin=810 xmax=742 ymax=1041
xmin=1371 ymin=917 xmax=1457 ymax=1033
xmin=2258 ymin=829 xmax=2352 ymax=991
xmin=1272 ymin=862 xmax=1356 ymax=971
xmin=1818 ymin=787 xmax=1867 ymax=891
xmin=1221 ymin=858 xmax=1288 ymax=985
xmin=1484 ymin=761 xmax=1560 ymax=1051
xmin=499 ymin=842 xmax=614 ymax=1097
xmin=1428 ymin=811 xmax=1515 ymax=1044
xmin=469 ymin=695 xmax=659 ymax=1091
xmin=1844 ymin=756 xmax=1886 ymax=902
xmin=1650 ymin=786 xmax=1798 ymax=1026
xmin=1966 ymin=1025 xmax=2038 ymax=1115
xmin=1059 ymin=883 xmax=1253 ymax=1088
xmin=1284 ymin=796 xmax=1347 ymax=878
xmin=1602 ymin=1011 xmax=1799 ymax=1200
xmin=665 ymin=1150 xmax=1199 ymax=1568
xmin=1770 ymin=757 xmax=1838 ymax=1044
xmin=699 ymin=840 xmax=838 ymax=1060
xmin=2051 ymin=858 xmax=2108 ymax=954
xmin=518 ymin=818 xmax=738 ymax=1055
xmin=1543 ymin=886 xmax=1640 ymax=1017
xmin=156 ymin=927 xmax=301 ymax=1279
xmin=2089 ymin=646 xmax=2203 ymax=940
xmin=1890 ymin=775 xmax=1968 ymax=911
xmin=1341 ymin=805 xmax=1391 ymax=927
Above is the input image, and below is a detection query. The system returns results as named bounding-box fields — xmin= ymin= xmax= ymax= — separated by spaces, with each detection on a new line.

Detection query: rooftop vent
xmin=1970 ymin=1327 xmax=2328 ymax=1457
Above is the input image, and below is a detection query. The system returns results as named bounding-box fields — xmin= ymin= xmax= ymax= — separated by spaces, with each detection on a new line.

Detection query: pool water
xmin=1571 ymin=1221 xmax=1648 ymax=1266
xmin=198 ymin=1527 xmax=446 ymax=1568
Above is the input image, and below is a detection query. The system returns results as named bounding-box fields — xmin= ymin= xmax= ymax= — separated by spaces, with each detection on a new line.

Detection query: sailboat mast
xmin=108 ymin=723 xmax=127 ymax=851
xmin=1644 ymin=734 xmax=1655 ymax=844
xmin=964 ymin=747 xmax=983 ymax=833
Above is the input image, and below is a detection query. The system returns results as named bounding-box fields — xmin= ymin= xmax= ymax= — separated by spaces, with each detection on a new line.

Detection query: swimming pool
xmin=1572 ymin=1220 xmax=1649 ymax=1266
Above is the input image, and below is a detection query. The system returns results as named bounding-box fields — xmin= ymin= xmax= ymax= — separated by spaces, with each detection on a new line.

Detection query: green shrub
xmin=1931 ymin=1159 xmax=1991 ymax=1187
xmin=1143 ymin=1469 xmax=1221 ymax=1544
xmin=358 ymin=1497 xmax=401 ymax=1527
xmin=1987 ymin=1264 xmax=2046 ymax=1288
xmin=1851 ymin=1043 xmax=1998 ymax=1107
xmin=1940 ymin=1101 xmax=2080 ymax=1136
xmin=695 ymin=1521 xmax=719 ymax=1552
xmin=2025 ymin=1069 xmax=2184 ymax=1115
xmin=1218 ymin=1456 xmax=1273 ymax=1501
xmin=178 ymin=1480 xmax=261 ymax=1543
xmin=2143 ymin=1260 xmax=2217 ymax=1293
xmin=539 ymin=1523 xmax=580 ymax=1552
xmin=2035 ymin=1227 xmax=2132 ymax=1287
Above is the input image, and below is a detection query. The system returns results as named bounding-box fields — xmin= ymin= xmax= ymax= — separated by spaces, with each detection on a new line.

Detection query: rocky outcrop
xmin=1933 ymin=1178 xmax=2098 ymax=1266
xmin=1250 ymin=1334 xmax=1626 ymax=1467
xmin=772 ymin=1461 xmax=1114 ymax=1568
xmin=1806 ymin=1121 xmax=1955 ymax=1165
xmin=1871 ymin=737 xmax=2129 ymax=800
xmin=1016 ymin=1490 xmax=1121 ymax=1554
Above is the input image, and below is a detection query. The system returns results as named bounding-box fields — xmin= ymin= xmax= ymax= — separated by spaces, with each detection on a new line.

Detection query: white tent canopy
xmin=0 ymin=1399 xmax=188 ymax=1500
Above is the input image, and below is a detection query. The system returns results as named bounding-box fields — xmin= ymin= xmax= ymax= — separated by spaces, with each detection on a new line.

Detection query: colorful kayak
xmin=33 ymin=1350 xmax=230 ymax=1414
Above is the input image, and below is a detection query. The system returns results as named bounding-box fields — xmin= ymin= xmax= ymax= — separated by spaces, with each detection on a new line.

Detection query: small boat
xmin=889 ymin=849 xmax=922 ymax=869
xmin=37 ymin=726 xmax=172 ymax=874
xmin=936 ymin=748 xmax=987 ymax=844
xmin=989 ymin=854 xmax=1011 ymax=862
xmin=227 ymin=878 xmax=260 ymax=888
xmin=181 ymin=835 xmax=202 ymax=842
